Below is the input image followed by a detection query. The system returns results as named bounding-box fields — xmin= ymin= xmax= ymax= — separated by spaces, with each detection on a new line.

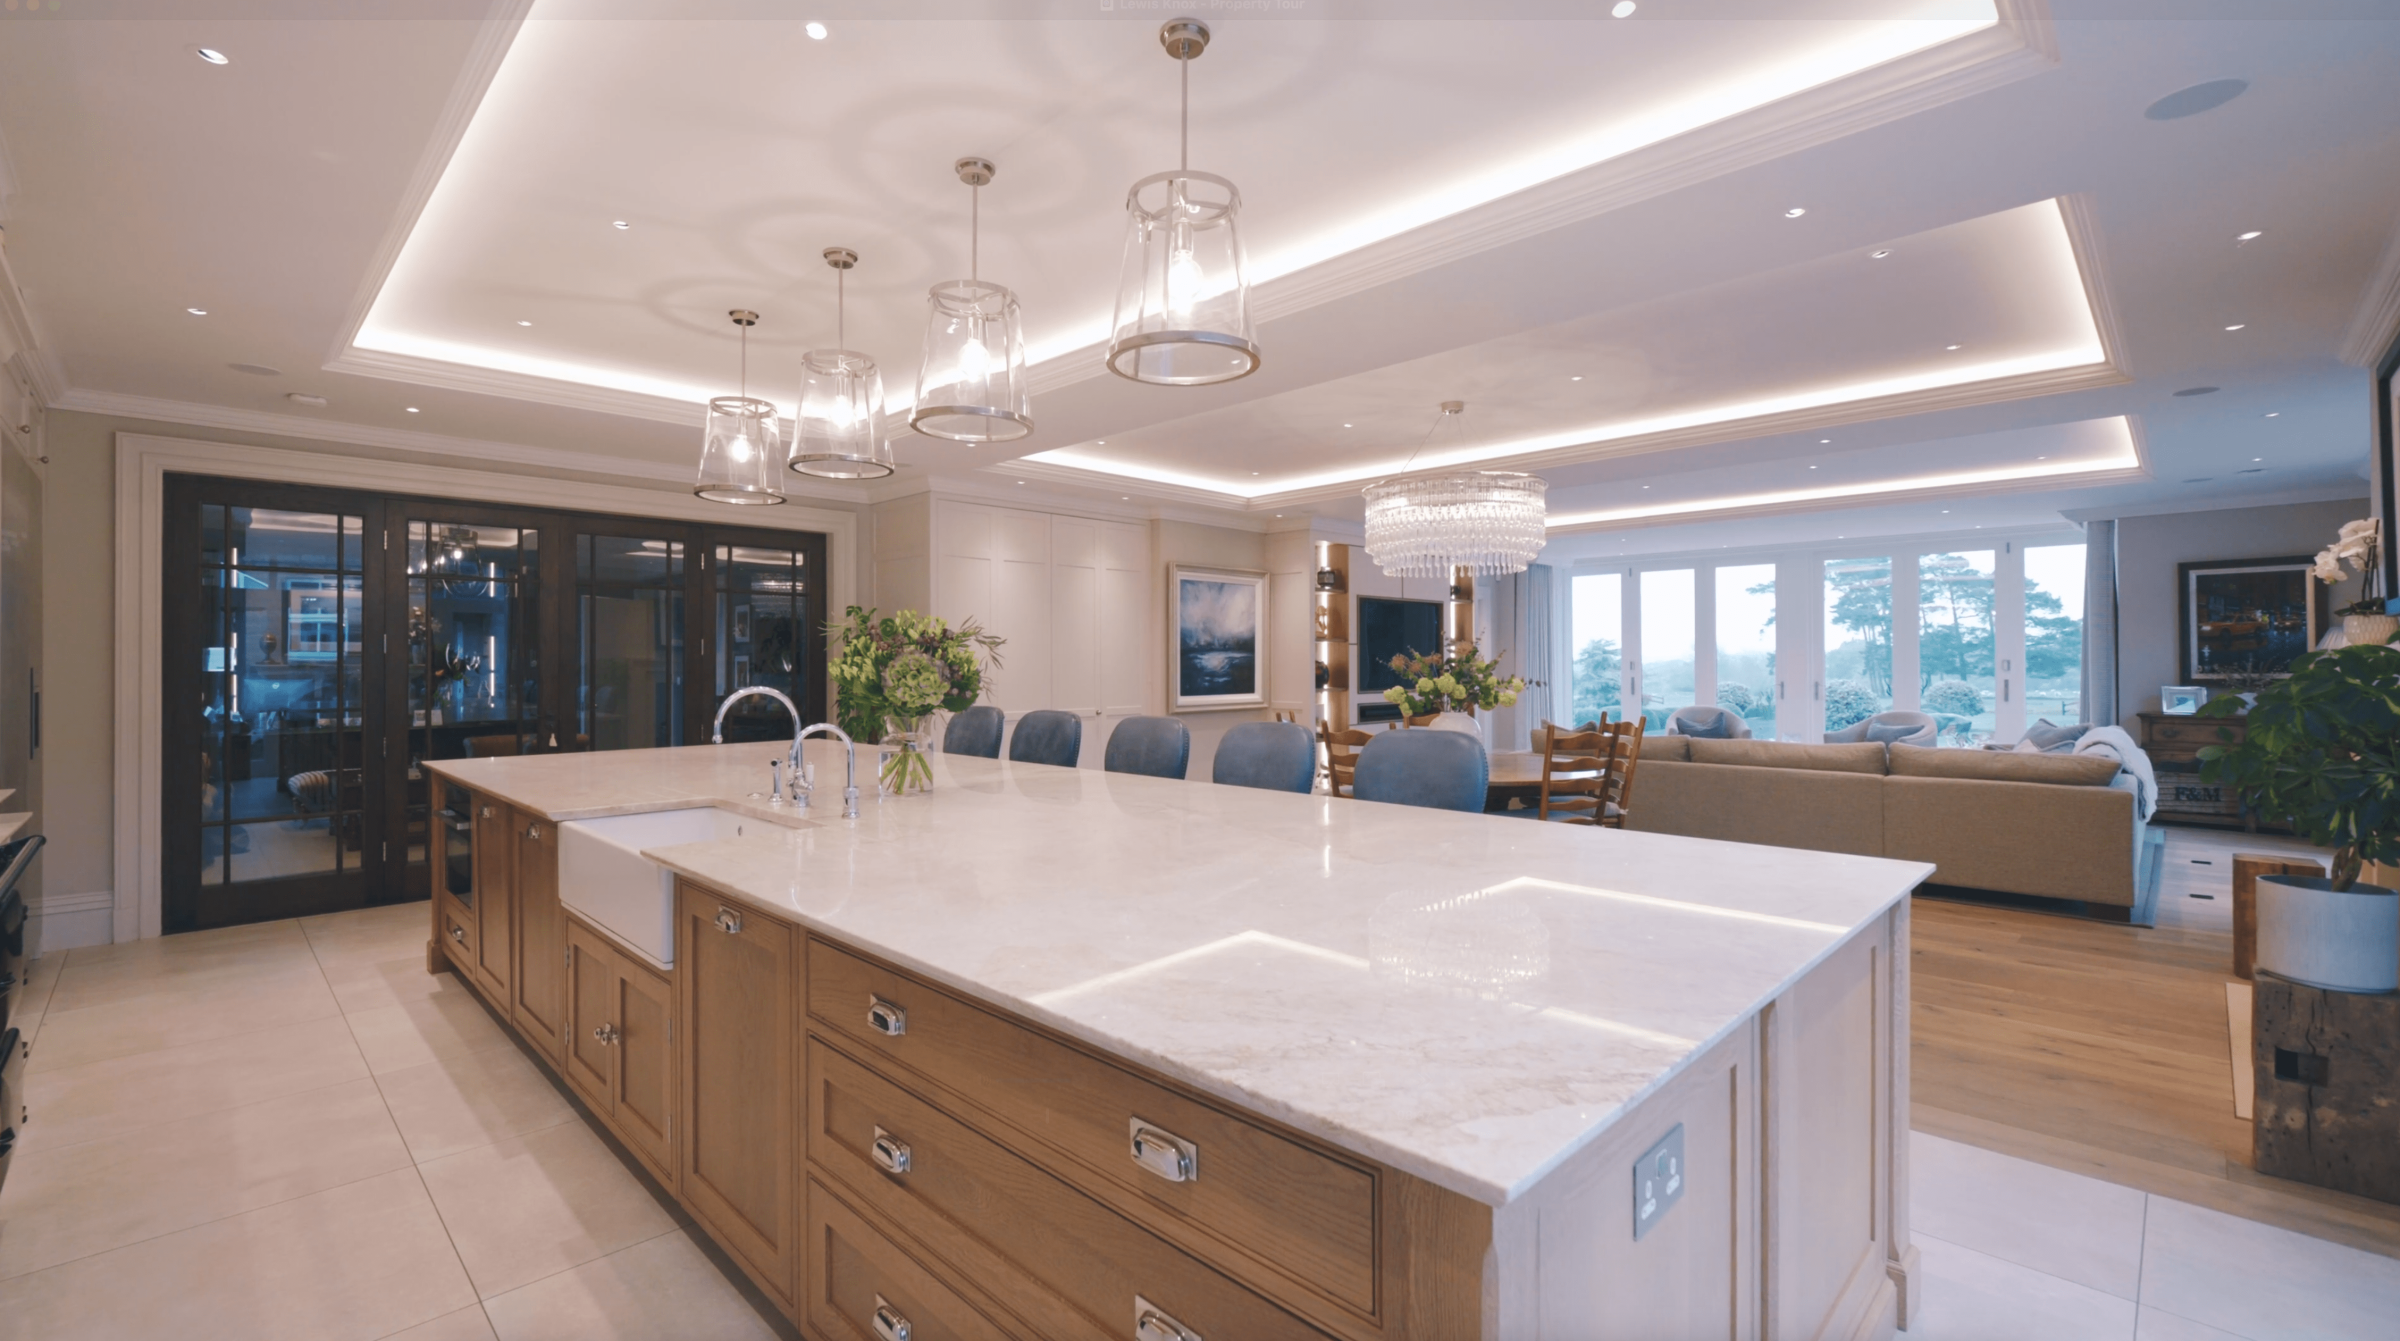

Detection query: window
xmin=2024 ymin=544 xmax=2086 ymax=724
xmin=1638 ymin=570 xmax=1695 ymax=729
xmin=1569 ymin=571 xmax=1622 ymax=728
xmin=1919 ymin=550 xmax=1996 ymax=746
xmin=1824 ymin=557 xmax=1893 ymax=732
xmin=1715 ymin=564 xmax=1776 ymax=738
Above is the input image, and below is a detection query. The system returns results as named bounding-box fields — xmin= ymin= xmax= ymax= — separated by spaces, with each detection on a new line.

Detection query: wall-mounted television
xmin=1356 ymin=596 xmax=1443 ymax=720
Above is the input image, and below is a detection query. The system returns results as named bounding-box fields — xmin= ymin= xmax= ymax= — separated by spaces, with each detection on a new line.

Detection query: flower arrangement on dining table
xmin=1379 ymin=644 xmax=1524 ymax=717
xmin=827 ymin=606 xmax=1004 ymax=793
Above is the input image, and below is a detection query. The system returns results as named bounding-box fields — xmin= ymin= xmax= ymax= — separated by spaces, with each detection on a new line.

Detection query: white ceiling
xmin=0 ymin=3 xmax=2395 ymax=550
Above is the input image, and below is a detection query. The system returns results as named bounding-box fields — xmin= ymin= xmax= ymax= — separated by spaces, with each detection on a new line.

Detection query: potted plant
xmin=826 ymin=606 xmax=1004 ymax=795
xmin=2314 ymin=517 xmax=2395 ymax=646
xmin=1380 ymin=644 xmax=1524 ymax=751
xmin=2198 ymin=644 xmax=2400 ymax=992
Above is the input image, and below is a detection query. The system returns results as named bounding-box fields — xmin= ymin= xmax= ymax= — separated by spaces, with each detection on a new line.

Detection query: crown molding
xmin=51 ymin=387 xmax=876 ymax=507
xmin=2059 ymin=482 xmax=2369 ymax=524
xmin=322 ymin=345 xmax=706 ymax=428
xmin=2056 ymin=192 xmax=2128 ymax=375
xmin=2338 ymin=205 xmax=2400 ymax=368
xmin=1546 ymin=456 xmax=2149 ymax=537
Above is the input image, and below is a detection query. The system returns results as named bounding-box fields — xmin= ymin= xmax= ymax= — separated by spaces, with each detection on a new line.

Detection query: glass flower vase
xmin=879 ymin=715 xmax=935 ymax=796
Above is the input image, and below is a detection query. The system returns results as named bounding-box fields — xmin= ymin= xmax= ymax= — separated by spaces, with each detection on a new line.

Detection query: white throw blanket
xmin=2071 ymin=725 xmax=2156 ymax=822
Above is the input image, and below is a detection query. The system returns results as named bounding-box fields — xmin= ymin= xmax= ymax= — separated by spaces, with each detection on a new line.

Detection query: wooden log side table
xmin=2231 ymin=855 xmax=2327 ymax=980
xmin=2252 ymin=971 xmax=2400 ymax=1206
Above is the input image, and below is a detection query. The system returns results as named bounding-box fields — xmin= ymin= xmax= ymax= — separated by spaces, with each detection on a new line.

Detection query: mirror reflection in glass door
xmin=713 ymin=544 xmax=811 ymax=742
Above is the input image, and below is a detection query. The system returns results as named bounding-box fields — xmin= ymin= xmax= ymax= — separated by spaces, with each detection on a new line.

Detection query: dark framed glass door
xmin=703 ymin=529 xmax=828 ymax=744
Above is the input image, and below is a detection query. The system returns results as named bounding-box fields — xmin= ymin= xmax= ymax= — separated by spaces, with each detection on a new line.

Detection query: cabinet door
xmin=678 ymin=882 xmax=796 ymax=1307
xmin=612 ymin=954 xmax=677 ymax=1183
xmin=470 ymin=799 xmax=514 ymax=998
xmin=512 ymin=814 xmax=566 ymax=1060
xmin=563 ymin=920 xmax=617 ymax=1114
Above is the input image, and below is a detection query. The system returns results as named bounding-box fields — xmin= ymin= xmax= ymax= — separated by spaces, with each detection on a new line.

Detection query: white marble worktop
xmin=428 ymin=741 xmax=1930 ymax=1206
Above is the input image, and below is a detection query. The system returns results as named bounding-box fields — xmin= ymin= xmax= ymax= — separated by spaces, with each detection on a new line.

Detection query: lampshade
xmin=910 ymin=158 xmax=1033 ymax=443
xmin=791 ymin=247 xmax=896 ymax=480
xmin=694 ymin=309 xmax=786 ymax=505
xmin=1361 ymin=402 xmax=1548 ymax=577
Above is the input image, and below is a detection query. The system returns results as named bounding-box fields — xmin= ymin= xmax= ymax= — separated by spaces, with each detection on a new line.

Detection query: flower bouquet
xmin=826 ymin=606 xmax=1004 ymax=794
xmin=1380 ymin=643 xmax=1524 ymax=717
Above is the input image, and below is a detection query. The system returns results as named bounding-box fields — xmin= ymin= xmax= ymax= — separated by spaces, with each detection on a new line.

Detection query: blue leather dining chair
xmin=1210 ymin=721 xmax=1314 ymax=794
xmin=1104 ymin=716 xmax=1191 ymax=780
xmin=1351 ymin=729 xmax=1488 ymax=813
xmin=942 ymin=704 xmax=1005 ymax=758
xmin=1007 ymin=710 xmax=1083 ymax=768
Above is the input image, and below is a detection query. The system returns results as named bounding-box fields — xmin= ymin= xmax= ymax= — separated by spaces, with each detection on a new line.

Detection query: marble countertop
xmin=428 ymin=741 xmax=1930 ymax=1206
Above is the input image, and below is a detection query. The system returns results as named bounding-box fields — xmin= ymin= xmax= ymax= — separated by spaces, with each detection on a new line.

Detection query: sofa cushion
xmin=1623 ymin=759 xmax=1885 ymax=855
xmin=1687 ymin=738 xmax=1888 ymax=775
xmin=1887 ymin=744 xmax=2120 ymax=786
xmin=1885 ymin=776 xmax=2138 ymax=905
xmin=1642 ymin=734 xmax=1691 ymax=763
xmin=1865 ymin=721 xmax=1921 ymax=744
xmin=2018 ymin=719 xmax=2093 ymax=752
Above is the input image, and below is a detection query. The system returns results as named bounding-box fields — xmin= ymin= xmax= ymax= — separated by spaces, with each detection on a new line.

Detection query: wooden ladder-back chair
xmin=1319 ymin=723 xmax=1374 ymax=797
xmin=1536 ymin=717 xmax=1646 ymax=828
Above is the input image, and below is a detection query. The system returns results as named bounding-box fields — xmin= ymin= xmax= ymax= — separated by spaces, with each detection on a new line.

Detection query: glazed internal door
xmin=705 ymin=532 xmax=827 ymax=743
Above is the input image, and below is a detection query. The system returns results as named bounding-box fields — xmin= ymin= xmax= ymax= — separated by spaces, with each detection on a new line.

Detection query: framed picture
xmin=732 ymin=654 xmax=751 ymax=688
xmin=2178 ymin=557 xmax=2325 ymax=682
xmin=2160 ymin=685 xmax=2205 ymax=716
xmin=1169 ymin=564 xmax=1267 ymax=711
xmin=731 ymin=603 xmax=752 ymax=644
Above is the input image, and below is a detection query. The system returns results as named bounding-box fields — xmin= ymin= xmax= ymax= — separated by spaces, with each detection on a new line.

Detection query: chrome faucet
xmin=713 ymin=686 xmax=803 ymax=803
xmin=796 ymin=722 xmax=860 ymax=819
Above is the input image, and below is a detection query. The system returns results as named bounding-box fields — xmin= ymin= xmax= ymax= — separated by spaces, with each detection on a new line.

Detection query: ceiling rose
xmin=910 ymin=157 xmax=1033 ymax=443
xmin=694 ymin=309 xmax=786 ymax=506
xmin=1105 ymin=17 xmax=1259 ymax=387
xmin=791 ymin=247 xmax=895 ymax=480
xmin=1362 ymin=402 xmax=1548 ymax=578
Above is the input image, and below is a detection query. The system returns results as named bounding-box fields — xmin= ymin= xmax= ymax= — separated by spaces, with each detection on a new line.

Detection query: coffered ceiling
xmin=0 ymin=1 xmax=2395 ymax=547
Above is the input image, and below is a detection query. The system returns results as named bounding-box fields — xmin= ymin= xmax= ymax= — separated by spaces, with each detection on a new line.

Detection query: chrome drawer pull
xmin=867 ymin=995 xmax=907 ymax=1037
xmin=480 ymin=805 xmax=494 ymax=819
xmin=525 ymin=823 xmax=541 ymax=841
xmin=1129 ymin=1120 xmax=1197 ymax=1184
xmin=872 ymin=1296 xmax=912 ymax=1341
xmin=1134 ymin=1296 xmax=1201 ymax=1341
xmin=448 ymin=924 xmax=466 ymax=944
xmin=714 ymin=907 xmax=742 ymax=935
xmin=870 ymin=1126 xmax=912 ymax=1176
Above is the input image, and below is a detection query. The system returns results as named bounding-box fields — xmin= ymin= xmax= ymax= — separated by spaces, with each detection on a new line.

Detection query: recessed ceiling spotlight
xmin=287 ymin=393 xmax=328 ymax=408
xmin=406 ymin=407 xmax=421 ymax=414
xmin=1570 ymin=376 xmax=1583 ymax=381
xmin=2224 ymin=323 xmax=2246 ymax=331
xmin=1819 ymin=438 xmax=1832 ymax=444
xmin=1251 ymin=472 xmax=1260 ymax=476
xmin=1611 ymin=1 xmax=1637 ymax=16
xmin=196 ymin=47 xmax=230 ymax=65
xmin=2264 ymin=412 xmax=2279 ymax=418
xmin=228 ymin=362 xmax=280 ymax=376
xmin=1870 ymin=249 xmax=1892 ymax=259
xmin=805 ymin=21 xmax=828 ymax=39
xmin=1642 ymin=485 xmax=1651 ymax=489
xmin=1016 ymin=480 xmax=1025 ymax=485
xmin=517 ymin=320 xmax=534 ymax=327
xmin=2236 ymin=230 xmax=2263 ymax=242
xmin=1809 ymin=465 xmax=1818 ymax=470
xmin=2172 ymin=386 xmax=2219 ymax=397
xmin=1783 ymin=207 xmax=1807 ymax=219
xmin=1945 ymin=344 xmax=1962 ymax=351
xmin=613 ymin=220 xmax=631 ymax=230
xmin=1342 ymin=423 xmax=1352 ymax=428
xmin=1941 ymin=510 xmax=1950 ymax=514
xmin=186 ymin=307 xmax=208 ymax=316
xmin=2144 ymin=78 xmax=2248 ymax=122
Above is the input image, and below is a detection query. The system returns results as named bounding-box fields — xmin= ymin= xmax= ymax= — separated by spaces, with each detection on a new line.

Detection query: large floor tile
xmin=1910 ymin=1131 xmax=2150 ymax=1300
xmin=0 ymin=1076 xmax=411 ymax=1279
xmin=347 ymin=985 xmax=517 ymax=1075
xmin=46 ymin=937 xmax=324 ymax=1014
xmin=2134 ymin=1308 xmax=2251 ymax=1341
xmin=2139 ymin=1196 xmax=2400 ymax=1341
xmin=20 ymin=1014 xmax=367 ymax=1151
xmin=481 ymin=1229 xmax=783 ymax=1341
xmin=26 ymin=970 xmax=343 ymax=1073
xmin=418 ymin=1120 xmax=682 ymax=1300
xmin=53 ymin=917 xmax=305 ymax=972
xmin=1906 ymin=1233 xmax=2138 ymax=1341
xmin=304 ymin=902 xmax=439 ymax=969
xmin=327 ymin=952 xmax=458 ymax=1015
xmin=379 ymin=1304 xmax=499 ymax=1341
xmin=0 ymin=1166 xmax=477 ymax=1341
xmin=377 ymin=1040 xmax=579 ymax=1164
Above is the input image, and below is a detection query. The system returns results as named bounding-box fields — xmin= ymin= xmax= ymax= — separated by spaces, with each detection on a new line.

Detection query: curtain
xmin=1483 ymin=565 xmax=1554 ymax=752
xmin=2080 ymin=520 xmax=2118 ymax=728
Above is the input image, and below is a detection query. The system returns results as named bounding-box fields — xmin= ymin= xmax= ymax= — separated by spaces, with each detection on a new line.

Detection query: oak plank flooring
xmin=1911 ymin=826 xmax=2400 ymax=1261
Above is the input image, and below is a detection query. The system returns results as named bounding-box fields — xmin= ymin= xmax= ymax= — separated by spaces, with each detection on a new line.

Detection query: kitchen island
xmin=426 ymin=739 xmax=1929 ymax=1341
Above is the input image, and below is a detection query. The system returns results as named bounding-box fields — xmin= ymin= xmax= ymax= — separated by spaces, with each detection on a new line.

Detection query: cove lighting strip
xmin=1544 ymin=417 xmax=2140 ymax=530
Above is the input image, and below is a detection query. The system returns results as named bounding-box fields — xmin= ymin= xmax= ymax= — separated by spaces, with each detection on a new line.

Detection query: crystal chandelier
xmin=1361 ymin=402 xmax=1549 ymax=578
xmin=694 ymin=309 xmax=785 ymax=505
xmin=910 ymin=157 xmax=1032 ymax=443
xmin=790 ymin=247 xmax=895 ymax=480
xmin=1106 ymin=18 xmax=1259 ymax=386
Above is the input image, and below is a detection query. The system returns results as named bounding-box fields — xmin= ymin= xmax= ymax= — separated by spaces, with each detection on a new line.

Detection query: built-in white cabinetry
xmin=932 ymin=501 xmax=1150 ymax=752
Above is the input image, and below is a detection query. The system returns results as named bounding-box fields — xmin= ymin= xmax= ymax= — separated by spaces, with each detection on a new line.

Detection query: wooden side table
xmin=2231 ymin=854 xmax=2326 ymax=980
xmin=2253 ymin=971 xmax=2400 ymax=1206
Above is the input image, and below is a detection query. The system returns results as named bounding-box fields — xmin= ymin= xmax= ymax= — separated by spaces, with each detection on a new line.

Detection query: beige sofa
xmin=1623 ymin=737 xmax=2150 ymax=912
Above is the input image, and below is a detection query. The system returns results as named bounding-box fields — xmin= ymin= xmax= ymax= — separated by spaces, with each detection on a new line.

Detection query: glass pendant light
xmin=694 ymin=309 xmax=786 ymax=505
xmin=1362 ymin=402 xmax=1549 ymax=578
xmin=910 ymin=157 xmax=1032 ymax=443
xmin=1106 ymin=18 xmax=1259 ymax=386
xmin=791 ymin=247 xmax=895 ymax=480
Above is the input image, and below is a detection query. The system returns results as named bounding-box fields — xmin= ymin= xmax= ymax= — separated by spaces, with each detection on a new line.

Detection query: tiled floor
xmin=3 ymin=901 xmax=2393 ymax=1338
xmin=0 ymin=903 xmax=794 ymax=1341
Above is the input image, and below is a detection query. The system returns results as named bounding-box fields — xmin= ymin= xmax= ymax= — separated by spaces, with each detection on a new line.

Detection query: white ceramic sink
xmin=558 ymin=808 xmax=773 ymax=967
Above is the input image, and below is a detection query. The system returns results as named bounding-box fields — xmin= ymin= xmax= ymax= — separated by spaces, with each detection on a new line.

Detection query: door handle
xmin=524 ymin=823 xmax=542 ymax=841
xmin=448 ymin=923 xmax=466 ymax=944
xmin=867 ymin=995 xmax=907 ymax=1037
xmin=714 ymin=907 xmax=742 ymax=935
xmin=591 ymin=1023 xmax=619 ymax=1046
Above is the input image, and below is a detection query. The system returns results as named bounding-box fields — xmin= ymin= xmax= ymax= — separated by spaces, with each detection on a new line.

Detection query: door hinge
xmin=383 ymin=528 xmax=389 ymax=551
xmin=381 ymin=841 xmax=388 ymax=861
xmin=382 ymin=633 xmax=388 ymax=654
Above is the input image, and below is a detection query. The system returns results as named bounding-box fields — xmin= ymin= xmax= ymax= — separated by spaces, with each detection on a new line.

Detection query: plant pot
xmin=1418 ymin=710 xmax=1488 ymax=754
xmin=2342 ymin=612 xmax=2400 ymax=646
xmin=2256 ymin=875 xmax=2400 ymax=993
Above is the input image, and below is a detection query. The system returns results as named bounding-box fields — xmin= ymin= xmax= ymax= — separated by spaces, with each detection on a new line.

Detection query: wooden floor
xmin=1911 ymin=824 xmax=2400 ymax=1261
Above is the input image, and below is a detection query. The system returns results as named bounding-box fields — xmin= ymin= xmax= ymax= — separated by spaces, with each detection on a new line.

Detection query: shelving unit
xmin=1313 ymin=542 xmax=1350 ymax=732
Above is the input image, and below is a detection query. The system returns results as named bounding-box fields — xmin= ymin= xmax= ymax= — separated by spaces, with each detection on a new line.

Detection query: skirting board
xmin=31 ymin=890 xmax=115 ymax=954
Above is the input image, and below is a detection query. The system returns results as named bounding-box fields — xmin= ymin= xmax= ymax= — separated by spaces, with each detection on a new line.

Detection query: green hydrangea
xmin=881 ymin=649 xmax=949 ymax=719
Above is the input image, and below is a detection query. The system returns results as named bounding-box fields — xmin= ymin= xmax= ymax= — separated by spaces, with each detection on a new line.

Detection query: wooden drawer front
xmin=808 ymin=1177 xmax=1017 ymax=1341
xmin=809 ymin=1040 xmax=1330 ymax=1341
xmin=679 ymin=885 xmax=795 ymax=1306
xmin=439 ymin=906 xmax=477 ymax=971
xmin=806 ymin=939 xmax=1379 ymax=1317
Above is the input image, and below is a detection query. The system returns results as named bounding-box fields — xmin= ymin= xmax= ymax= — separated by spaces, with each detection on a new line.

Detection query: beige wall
xmin=2113 ymin=495 xmax=2368 ymax=728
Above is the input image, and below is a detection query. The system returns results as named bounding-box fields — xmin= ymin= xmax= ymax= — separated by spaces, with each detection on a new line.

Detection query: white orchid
xmin=2314 ymin=552 xmax=2346 ymax=583
xmin=2340 ymin=518 xmax=2380 ymax=542
xmin=2316 ymin=518 xmax=2383 ymax=585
